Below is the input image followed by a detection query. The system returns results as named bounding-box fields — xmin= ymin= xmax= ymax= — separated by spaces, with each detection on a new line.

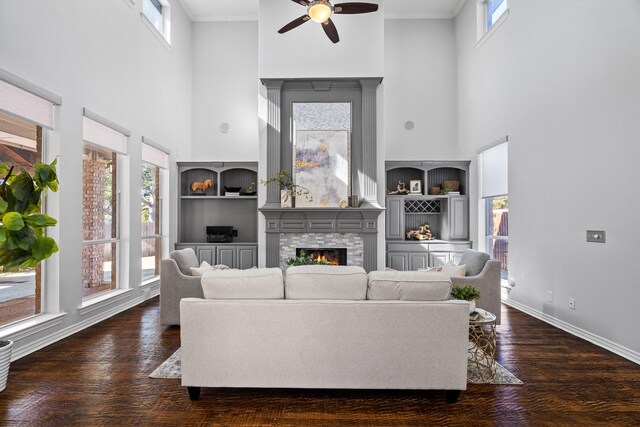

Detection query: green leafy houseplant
xmin=450 ymin=285 xmax=481 ymax=301
xmin=286 ymin=250 xmax=329 ymax=266
xmin=0 ymin=160 xmax=59 ymax=271
xmin=261 ymin=171 xmax=312 ymax=202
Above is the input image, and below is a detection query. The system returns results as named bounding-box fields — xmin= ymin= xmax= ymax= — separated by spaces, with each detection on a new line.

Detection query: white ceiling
xmin=178 ymin=0 xmax=466 ymax=22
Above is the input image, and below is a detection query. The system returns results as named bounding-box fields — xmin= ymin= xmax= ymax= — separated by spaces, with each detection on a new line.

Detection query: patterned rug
xmin=150 ymin=347 xmax=523 ymax=385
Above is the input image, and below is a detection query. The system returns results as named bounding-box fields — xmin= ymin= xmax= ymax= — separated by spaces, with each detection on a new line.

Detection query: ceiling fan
xmin=278 ymin=0 xmax=379 ymax=44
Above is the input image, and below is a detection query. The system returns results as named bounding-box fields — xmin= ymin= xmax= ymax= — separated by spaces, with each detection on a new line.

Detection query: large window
xmin=479 ymin=140 xmax=508 ymax=279
xmin=82 ymin=113 xmax=128 ymax=301
xmin=141 ymin=163 xmax=160 ymax=282
xmin=0 ymin=111 xmax=42 ymax=326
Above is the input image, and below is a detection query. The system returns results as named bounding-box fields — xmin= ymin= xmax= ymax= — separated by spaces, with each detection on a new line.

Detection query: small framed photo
xmin=409 ymin=180 xmax=422 ymax=194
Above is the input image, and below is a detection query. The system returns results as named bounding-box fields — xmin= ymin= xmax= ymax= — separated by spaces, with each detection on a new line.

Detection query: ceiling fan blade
xmin=291 ymin=0 xmax=310 ymax=5
xmin=278 ymin=15 xmax=311 ymax=34
xmin=322 ymin=18 xmax=340 ymax=44
xmin=334 ymin=2 xmax=379 ymax=14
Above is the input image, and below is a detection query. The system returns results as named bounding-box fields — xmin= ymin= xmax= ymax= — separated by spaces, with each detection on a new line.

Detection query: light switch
xmin=586 ymin=230 xmax=606 ymax=243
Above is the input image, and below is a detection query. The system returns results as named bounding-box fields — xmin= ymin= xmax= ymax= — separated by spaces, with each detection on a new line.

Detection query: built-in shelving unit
xmin=385 ymin=161 xmax=471 ymax=271
xmin=176 ymin=161 xmax=258 ymax=269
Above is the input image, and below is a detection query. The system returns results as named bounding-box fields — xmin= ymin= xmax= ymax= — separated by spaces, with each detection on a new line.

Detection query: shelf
xmin=181 ymin=196 xmax=258 ymax=199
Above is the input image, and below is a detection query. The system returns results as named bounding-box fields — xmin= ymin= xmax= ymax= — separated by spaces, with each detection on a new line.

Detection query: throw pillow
xmin=169 ymin=247 xmax=199 ymax=275
xmin=441 ymin=262 xmax=466 ymax=277
xmin=190 ymin=261 xmax=214 ymax=277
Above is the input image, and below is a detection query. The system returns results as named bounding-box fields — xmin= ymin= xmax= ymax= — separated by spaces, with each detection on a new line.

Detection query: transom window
xmin=142 ymin=0 xmax=171 ymax=43
xmin=487 ymin=0 xmax=508 ymax=29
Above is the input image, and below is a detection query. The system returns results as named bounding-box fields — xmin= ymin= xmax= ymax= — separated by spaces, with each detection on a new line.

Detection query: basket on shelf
xmin=442 ymin=180 xmax=460 ymax=191
xmin=429 ymin=186 xmax=441 ymax=195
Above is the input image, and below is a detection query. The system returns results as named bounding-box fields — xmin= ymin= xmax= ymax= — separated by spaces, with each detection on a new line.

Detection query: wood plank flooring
xmin=1 ymin=297 xmax=639 ymax=425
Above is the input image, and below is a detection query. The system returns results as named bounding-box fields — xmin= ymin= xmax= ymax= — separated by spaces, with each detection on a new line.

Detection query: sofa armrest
xmin=451 ymin=260 xmax=502 ymax=324
xmin=160 ymin=258 xmax=204 ymax=325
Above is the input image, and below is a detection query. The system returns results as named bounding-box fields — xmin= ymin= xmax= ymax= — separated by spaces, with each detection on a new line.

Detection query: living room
xmin=0 ymin=0 xmax=639 ymax=424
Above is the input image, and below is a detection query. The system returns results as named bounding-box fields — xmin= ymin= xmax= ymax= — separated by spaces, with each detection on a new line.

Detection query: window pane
xmin=143 ymin=0 xmax=163 ymax=33
xmin=0 ymin=110 xmax=42 ymax=326
xmin=83 ymin=145 xmax=117 ymax=241
xmin=485 ymin=196 xmax=508 ymax=279
xmin=141 ymin=163 xmax=160 ymax=236
xmin=82 ymin=242 xmax=117 ymax=299
xmin=142 ymin=237 xmax=161 ymax=281
xmin=487 ymin=0 xmax=507 ymax=28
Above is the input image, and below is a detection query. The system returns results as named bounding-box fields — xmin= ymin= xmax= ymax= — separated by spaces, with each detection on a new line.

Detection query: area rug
xmin=150 ymin=348 xmax=523 ymax=385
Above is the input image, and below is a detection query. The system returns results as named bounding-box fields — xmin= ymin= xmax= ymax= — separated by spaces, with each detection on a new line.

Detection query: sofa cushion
xmin=367 ymin=270 xmax=452 ymax=301
xmin=201 ymin=268 xmax=284 ymax=299
xmin=170 ymin=248 xmax=199 ymax=276
xmin=285 ymin=265 xmax=368 ymax=300
xmin=458 ymin=250 xmax=490 ymax=276
xmin=440 ymin=263 xmax=466 ymax=277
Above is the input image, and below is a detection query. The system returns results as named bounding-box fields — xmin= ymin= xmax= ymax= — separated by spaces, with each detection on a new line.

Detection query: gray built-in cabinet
xmin=385 ymin=161 xmax=471 ymax=271
xmin=176 ymin=162 xmax=258 ymax=269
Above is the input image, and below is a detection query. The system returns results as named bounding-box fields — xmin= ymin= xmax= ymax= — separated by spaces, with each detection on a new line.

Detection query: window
xmin=82 ymin=113 xmax=129 ymax=300
xmin=487 ymin=0 xmax=508 ymax=29
xmin=476 ymin=0 xmax=509 ymax=47
xmin=141 ymin=139 xmax=168 ymax=283
xmin=142 ymin=0 xmax=171 ymax=43
xmin=0 ymin=73 xmax=59 ymax=327
xmin=479 ymin=140 xmax=508 ymax=279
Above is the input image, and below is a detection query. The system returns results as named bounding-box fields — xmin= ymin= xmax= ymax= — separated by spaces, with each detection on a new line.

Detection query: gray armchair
xmin=160 ymin=248 xmax=204 ymax=326
xmin=450 ymin=250 xmax=502 ymax=324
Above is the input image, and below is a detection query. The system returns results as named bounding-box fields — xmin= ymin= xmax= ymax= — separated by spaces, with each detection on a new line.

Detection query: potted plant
xmin=261 ymin=171 xmax=312 ymax=208
xmin=450 ymin=284 xmax=481 ymax=313
xmin=0 ymin=159 xmax=59 ymax=392
xmin=286 ymin=250 xmax=329 ymax=266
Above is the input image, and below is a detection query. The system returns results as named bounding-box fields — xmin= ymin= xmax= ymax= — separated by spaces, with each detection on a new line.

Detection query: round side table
xmin=468 ymin=310 xmax=497 ymax=383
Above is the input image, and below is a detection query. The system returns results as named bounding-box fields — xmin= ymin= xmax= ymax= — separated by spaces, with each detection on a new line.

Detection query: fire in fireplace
xmin=296 ymin=248 xmax=347 ymax=266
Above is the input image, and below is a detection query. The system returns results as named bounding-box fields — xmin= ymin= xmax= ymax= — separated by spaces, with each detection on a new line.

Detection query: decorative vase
xmin=0 ymin=340 xmax=13 ymax=392
xmin=468 ymin=300 xmax=476 ymax=314
xmin=281 ymin=189 xmax=293 ymax=208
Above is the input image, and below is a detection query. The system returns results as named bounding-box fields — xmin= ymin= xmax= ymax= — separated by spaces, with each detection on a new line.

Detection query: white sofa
xmin=180 ymin=265 xmax=469 ymax=403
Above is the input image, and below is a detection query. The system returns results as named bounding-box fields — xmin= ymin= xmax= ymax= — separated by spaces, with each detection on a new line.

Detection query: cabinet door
xmin=217 ymin=246 xmax=236 ymax=268
xmin=429 ymin=252 xmax=451 ymax=267
xmin=385 ymin=197 xmax=405 ymax=240
xmin=196 ymin=246 xmax=215 ymax=265
xmin=387 ymin=252 xmax=409 ymax=271
xmin=237 ymin=246 xmax=257 ymax=269
xmin=409 ymin=253 xmax=429 ymax=271
xmin=449 ymin=196 xmax=469 ymax=240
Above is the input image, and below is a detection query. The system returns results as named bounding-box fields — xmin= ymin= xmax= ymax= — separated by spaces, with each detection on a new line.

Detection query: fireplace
xmin=296 ymin=248 xmax=347 ymax=266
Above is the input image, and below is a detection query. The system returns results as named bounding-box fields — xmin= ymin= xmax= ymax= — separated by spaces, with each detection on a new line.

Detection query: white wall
xmin=384 ymin=19 xmax=458 ymax=160
xmin=191 ymin=21 xmax=259 ymax=160
xmin=259 ymin=0 xmax=384 ymax=78
xmin=456 ymin=0 xmax=640 ymax=359
xmin=0 ymin=0 xmax=192 ymax=358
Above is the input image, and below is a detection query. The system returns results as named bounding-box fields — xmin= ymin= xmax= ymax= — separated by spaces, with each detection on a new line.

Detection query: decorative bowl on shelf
xmin=224 ymin=186 xmax=242 ymax=193
xmin=242 ymin=191 xmax=257 ymax=196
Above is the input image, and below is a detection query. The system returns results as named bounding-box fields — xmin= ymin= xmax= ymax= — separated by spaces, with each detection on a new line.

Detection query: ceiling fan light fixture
xmin=308 ymin=1 xmax=332 ymax=23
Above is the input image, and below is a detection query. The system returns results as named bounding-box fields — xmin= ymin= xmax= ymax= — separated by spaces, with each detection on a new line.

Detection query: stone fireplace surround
xmin=259 ymin=78 xmax=383 ymax=272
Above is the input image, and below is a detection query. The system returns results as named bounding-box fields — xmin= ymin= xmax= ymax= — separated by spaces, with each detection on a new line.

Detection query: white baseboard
xmin=11 ymin=288 xmax=160 ymax=361
xmin=503 ymin=298 xmax=640 ymax=365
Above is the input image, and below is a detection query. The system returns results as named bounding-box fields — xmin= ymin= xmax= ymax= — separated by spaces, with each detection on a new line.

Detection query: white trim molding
xmin=503 ymin=298 xmax=640 ymax=365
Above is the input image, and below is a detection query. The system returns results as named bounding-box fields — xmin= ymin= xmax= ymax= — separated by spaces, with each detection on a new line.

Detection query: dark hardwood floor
xmin=1 ymin=297 xmax=639 ymax=426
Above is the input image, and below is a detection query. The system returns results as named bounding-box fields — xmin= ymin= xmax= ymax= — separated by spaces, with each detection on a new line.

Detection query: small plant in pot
xmin=0 ymin=159 xmax=59 ymax=392
xmin=261 ymin=171 xmax=312 ymax=208
xmin=450 ymin=284 xmax=481 ymax=314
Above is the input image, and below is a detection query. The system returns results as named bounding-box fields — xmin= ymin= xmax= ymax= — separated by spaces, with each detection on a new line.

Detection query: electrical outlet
xmin=547 ymin=291 xmax=553 ymax=302
xmin=569 ymin=298 xmax=575 ymax=310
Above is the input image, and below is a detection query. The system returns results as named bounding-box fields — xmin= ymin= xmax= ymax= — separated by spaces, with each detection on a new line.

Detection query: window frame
xmin=141 ymin=0 xmax=172 ymax=50
xmin=140 ymin=161 xmax=162 ymax=284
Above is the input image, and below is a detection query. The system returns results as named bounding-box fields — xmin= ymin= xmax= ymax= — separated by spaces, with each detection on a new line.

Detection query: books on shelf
xmin=225 ymin=192 xmax=240 ymax=197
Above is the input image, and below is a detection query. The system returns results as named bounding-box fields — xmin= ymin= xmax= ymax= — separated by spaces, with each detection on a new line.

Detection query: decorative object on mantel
xmin=429 ymin=186 xmax=441 ymax=195
xmin=450 ymin=285 xmax=481 ymax=314
xmin=191 ymin=179 xmax=214 ymax=195
xmin=261 ymin=171 xmax=312 ymax=208
xmin=348 ymin=195 xmax=359 ymax=208
xmin=277 ymin=0 xmax=379 ymax=44
xmin=405 ymin=223 xmax=435 ymax=241
xmin=338 ymin=199 xmax=348 ymax=208
xmin=387 ymin=180 xmax=410 ymax=195
xmin=442 ymin=180 xmax=460 ymax=191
